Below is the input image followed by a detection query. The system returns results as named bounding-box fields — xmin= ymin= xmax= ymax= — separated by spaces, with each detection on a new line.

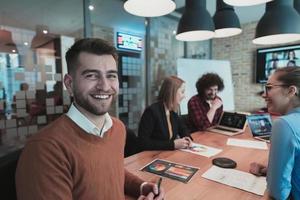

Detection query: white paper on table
xmin=180 ymin=142 xmax=222 ymax=157
xmin=202 ymin=166 xmax=267 ymax=196
xmin=227 ymin=138 xmax=268 ymax=150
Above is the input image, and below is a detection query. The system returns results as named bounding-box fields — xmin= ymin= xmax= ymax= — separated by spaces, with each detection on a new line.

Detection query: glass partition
xmin=0 ymin=0 xmax=83 ymax=149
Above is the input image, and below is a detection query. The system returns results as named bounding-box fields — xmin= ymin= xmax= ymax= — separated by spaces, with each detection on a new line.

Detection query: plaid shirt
xmin=187 ymin=95 xmax=223 ymax=131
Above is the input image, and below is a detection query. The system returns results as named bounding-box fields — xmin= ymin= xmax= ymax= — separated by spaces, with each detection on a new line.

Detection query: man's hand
xmin=211 ymin=98 xmax=223 ymax=110
xmin=139 ymin=182 xmax=165 ymax=200
xmin=249 ymin=162 xmax=267 ymax=176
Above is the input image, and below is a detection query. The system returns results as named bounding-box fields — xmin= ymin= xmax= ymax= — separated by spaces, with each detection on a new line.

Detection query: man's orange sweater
xmin=16 ymin=115 xmax=143 ymax=200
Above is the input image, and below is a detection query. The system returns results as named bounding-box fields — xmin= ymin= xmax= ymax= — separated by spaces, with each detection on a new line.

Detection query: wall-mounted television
xmin=256 ymin=44 xmax=300 ymax=83
xmin=116 ymin=32 xmax=142 ymax=52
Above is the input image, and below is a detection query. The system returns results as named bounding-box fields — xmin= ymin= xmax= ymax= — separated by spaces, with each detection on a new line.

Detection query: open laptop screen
xmin=247 ymin=114 xmax=272 ymax=136
xmin=219 ymin=112 xmax=247 ymax=129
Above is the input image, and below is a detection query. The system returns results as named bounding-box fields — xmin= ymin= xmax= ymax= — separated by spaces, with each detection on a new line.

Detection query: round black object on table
xmin=212 ymin=157 xmax=237 ymax=168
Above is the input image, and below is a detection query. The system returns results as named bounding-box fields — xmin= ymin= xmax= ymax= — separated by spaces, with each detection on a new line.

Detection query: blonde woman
xmin=138 ymin=76 xmax=192 ymax=150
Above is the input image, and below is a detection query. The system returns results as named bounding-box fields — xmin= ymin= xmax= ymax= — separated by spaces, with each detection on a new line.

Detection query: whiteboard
xmin=177 ymin=58 xmax=235 ymax=114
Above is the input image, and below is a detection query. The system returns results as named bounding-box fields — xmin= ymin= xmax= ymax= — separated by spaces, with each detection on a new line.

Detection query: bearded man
xmin=16 ymin=38 xmax=165 ymax=200
xmin=188 ymin=73 xmax=224 ymax=131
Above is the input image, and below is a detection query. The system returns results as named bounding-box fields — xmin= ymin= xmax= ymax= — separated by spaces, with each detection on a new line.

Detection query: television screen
xmin=116 ymin=32 xmax=142 ymax=52
xmin=256 ymin=44 xmax=300 ymax=83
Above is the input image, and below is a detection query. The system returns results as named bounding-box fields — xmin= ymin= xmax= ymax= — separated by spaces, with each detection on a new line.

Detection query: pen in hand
xmin=155 ymin=177 xmax=162 ymax=197
xmin=184 ymin=136 xmax=193 ymax=148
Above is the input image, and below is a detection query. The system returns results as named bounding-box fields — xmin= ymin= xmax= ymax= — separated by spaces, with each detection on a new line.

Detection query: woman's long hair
xmin=157 ymin=76 xmax=184 ymax=111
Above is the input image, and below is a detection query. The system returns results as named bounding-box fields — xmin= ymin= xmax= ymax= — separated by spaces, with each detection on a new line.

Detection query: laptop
xmin=207 ymin=111 xmax=249 ymax=136
xmin=247 ymin=114 xmax=272 ymax=143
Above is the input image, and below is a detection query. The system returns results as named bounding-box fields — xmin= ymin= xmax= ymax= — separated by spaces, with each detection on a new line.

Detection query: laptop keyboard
xmin=214 ymin=127 xmax=237 ymax=133
xmin=259 ymin=135 xmax=270 ymax=140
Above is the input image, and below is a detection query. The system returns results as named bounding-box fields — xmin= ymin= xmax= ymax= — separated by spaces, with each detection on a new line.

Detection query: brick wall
xmin=212 ymin=21 xmax=265 ymax=112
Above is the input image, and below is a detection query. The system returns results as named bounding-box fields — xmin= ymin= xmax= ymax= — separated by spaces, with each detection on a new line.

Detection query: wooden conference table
xmin=125 ymin=128 xmax=269 ymax=200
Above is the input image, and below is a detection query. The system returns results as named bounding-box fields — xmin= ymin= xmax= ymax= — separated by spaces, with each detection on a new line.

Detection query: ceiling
xmin=0 ymin=0 xmax=266 ymax=36
xmin=174 ymin=0 xmax=265 ymax=24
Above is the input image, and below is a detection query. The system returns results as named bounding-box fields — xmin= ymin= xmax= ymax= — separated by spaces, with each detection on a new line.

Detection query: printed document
xmin=227 ymin=138 xmax=268 ymax=150
xmin=180 ymin=142 xmax=222 ymax=157
xmin=141 ymin=159 xmax=198 ymax=183
xmin=202 ymin=166 xmax=267 ymax=196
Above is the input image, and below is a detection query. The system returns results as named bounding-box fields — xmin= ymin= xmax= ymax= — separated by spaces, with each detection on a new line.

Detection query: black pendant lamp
xmin=0 ymin=29 xmax=18 ymax=54
xmin=213 ymin=0 xmax=242 ymax=38
xmin=253 ymin=0 xmax=300 ymax=45
xmin=176 ymin=0 xmax=215 ymax=41
xmin=31 ymin=25 xmax=54 ymax=49
xmin=224 ymin=0 xmax=272 ymax=6
xmin=124 ymin=0 xmax=176 ymax=17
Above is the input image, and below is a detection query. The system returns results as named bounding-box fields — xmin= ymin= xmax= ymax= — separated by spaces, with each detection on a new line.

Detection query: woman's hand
xmin=249 ymin=162 xmax=267 ymax=176
xmin=174 ymin=138 xmax=191 ymax=149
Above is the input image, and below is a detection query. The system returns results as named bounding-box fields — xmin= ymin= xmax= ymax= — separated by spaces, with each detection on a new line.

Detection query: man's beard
xmin=73 ymin=89 xmax=117 ymax=116
xmin=206 ymin=94 xmax=216 ymax=100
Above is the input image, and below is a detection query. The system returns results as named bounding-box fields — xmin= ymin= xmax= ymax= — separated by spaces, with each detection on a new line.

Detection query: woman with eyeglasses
xmin=250 ymin=67 xmax=300 ymax=200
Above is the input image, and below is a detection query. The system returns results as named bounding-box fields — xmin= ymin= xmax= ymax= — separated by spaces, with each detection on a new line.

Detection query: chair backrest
xmin=124 ymin=128 xmax=141 ymax=157
xmin=179 ymin=114 xmax=192 ymax=133
xmin=0 ymin=149 xmax=22 ymax=200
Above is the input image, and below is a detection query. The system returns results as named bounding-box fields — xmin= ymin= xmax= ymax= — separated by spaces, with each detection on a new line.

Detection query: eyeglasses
xmin=263 ymin=84 xmax=289 ymax=95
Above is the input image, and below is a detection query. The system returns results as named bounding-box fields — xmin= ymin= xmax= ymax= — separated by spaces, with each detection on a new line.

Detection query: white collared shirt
xmin=66 ymin=104 xmax=113 ymax=137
